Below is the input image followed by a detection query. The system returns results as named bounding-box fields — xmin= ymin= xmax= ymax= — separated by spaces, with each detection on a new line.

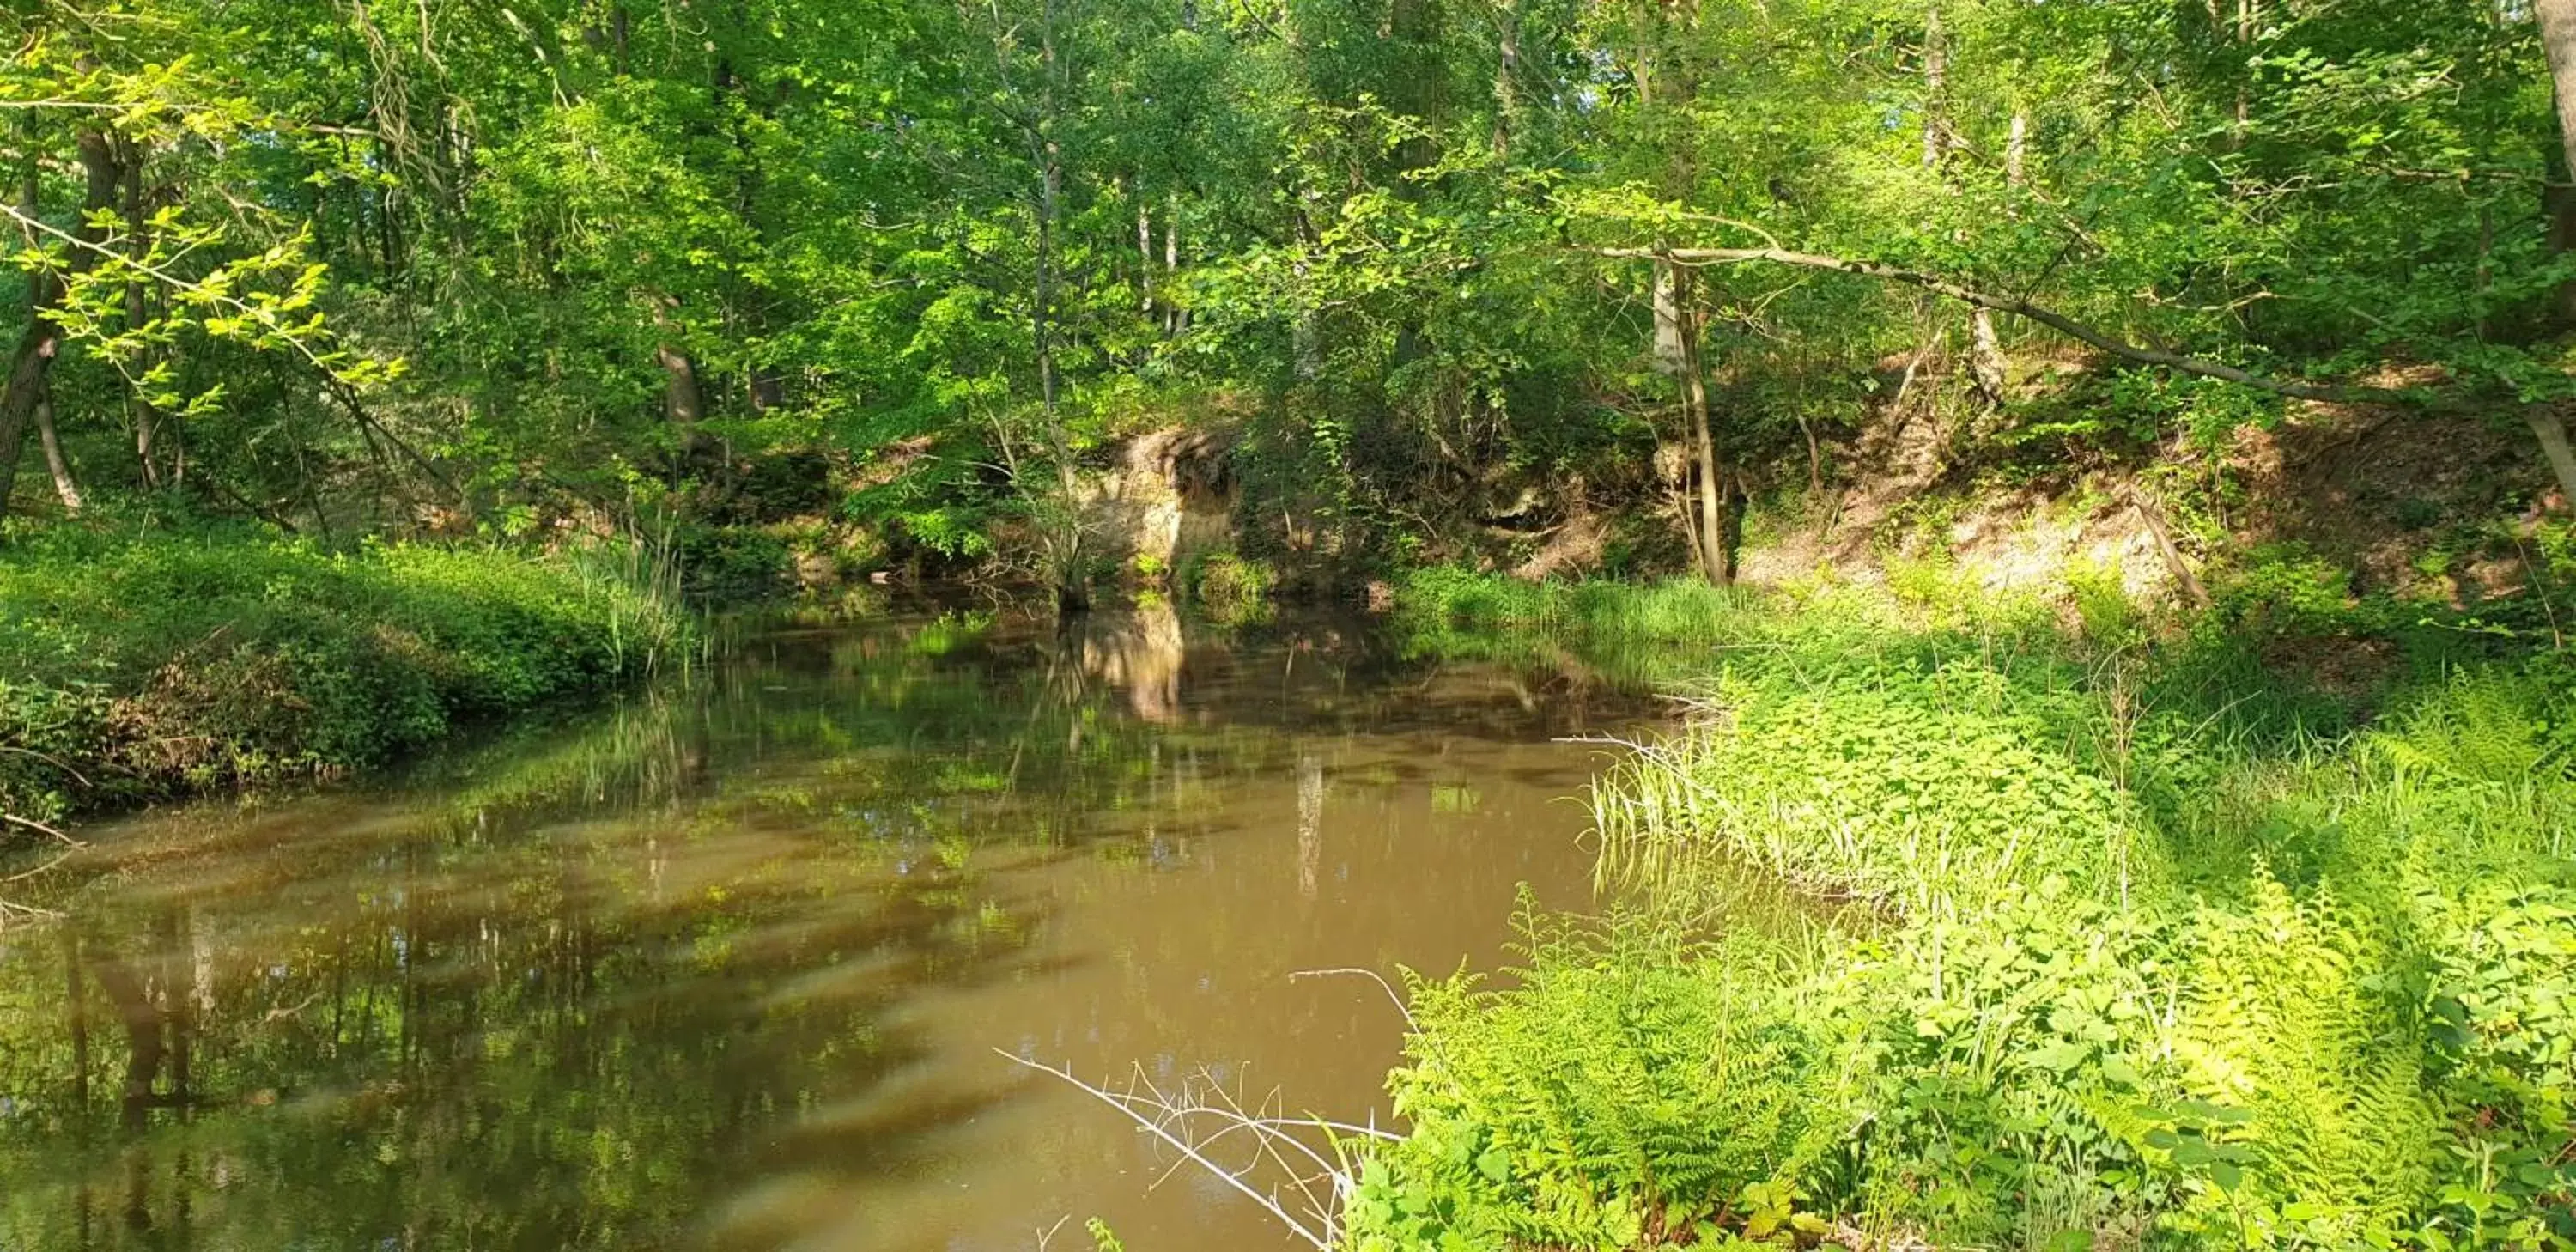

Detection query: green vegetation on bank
xmin=0 ymin=519 xmax=688 ymax=823
xmin=1351 ymin=562 xmax=2576 ymax=1250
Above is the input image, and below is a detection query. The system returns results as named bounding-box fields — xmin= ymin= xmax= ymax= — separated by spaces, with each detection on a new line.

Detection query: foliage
xmin=1352 ymin=909 xmax=1846 ymax=1251
xmin=1357 ymin=578 xmax=2576 ymax=1250
xmin=4 ymin=0 xmax=2569 ymax=594
xmin=1186 ymin=549 xmax=1276 ymax=625
xmin=1594 ymin=663 xmax=2160 ymax=917
xmin=0 ymin=519 xmax=687 ymax=821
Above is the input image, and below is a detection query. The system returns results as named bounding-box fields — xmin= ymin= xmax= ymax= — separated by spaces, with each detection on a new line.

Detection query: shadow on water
xmin=0 ymin=603 xmax=1668 ymax=1252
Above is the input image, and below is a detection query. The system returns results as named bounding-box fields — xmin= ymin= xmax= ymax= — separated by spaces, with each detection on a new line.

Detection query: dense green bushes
xmin=1353 ymin=572 xmax=2576 ymax=1250
xmin=0 ymin=521 xmax=688 ymax=823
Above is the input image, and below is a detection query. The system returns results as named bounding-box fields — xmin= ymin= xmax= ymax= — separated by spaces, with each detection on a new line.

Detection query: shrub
xmin=1350 ymin=911 xmax=1849 ymax=1251
xmin=1187 ymin=549 xmax=1274 ymax=624
xmin=0 ymin=521 xmax=688 ymax=822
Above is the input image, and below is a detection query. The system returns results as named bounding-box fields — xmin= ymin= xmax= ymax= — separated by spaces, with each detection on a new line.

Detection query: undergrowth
xmin=1352 ymin=568 xmax=2576 ymax=1250
xmin=0 ymin=519 xmax=690 ymax=824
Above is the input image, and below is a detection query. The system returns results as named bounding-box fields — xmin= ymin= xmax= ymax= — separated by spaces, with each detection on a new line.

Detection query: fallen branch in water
xmin=1289 ymin=966 xmax=1417 ymax=1030
xmin=0 ymin=812 xmax=81 ymax=930
xmin=2 ymin=811 xmax=82 ymax=848
xmin=995 ymin=1049 xmax=1376 ymax=1249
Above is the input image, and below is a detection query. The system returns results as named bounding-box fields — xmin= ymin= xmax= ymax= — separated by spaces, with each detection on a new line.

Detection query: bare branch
xmin=993 ymin=1050 xmax=1343 ymax=1249
xmin=1289 ymin=966 xmax=1417 ymax=1030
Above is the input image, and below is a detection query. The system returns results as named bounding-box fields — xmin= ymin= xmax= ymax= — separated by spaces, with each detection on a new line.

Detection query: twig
xmin=994 ymin=1050 xmax=1338 ymax=1249
xmin=1289 ymin=966 xmax=1417 ymax=1030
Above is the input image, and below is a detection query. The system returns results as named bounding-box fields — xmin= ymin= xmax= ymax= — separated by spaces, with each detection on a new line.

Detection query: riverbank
xmin=1347 ymin=567 xmax=2576 ymax=1250
xmin=0 ymin=520 xmax=690 ymax=826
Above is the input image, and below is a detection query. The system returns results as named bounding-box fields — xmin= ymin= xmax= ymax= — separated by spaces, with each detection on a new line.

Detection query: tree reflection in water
xmin=0 ymin=607 xmax=1644 ymax=1251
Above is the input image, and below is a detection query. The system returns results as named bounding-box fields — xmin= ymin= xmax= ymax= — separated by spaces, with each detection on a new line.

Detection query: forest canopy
xmin=1 ymin=0 xmax=2573 ymax=590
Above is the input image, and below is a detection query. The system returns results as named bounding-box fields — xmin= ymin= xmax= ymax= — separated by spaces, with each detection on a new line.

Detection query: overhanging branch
xmin=1589 ymin=246 xmax=2423 ymax=407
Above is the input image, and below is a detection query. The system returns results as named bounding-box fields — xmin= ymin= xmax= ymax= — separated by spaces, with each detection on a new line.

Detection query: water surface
xmin=0 ymin=605 xmax=1649 ymax=1251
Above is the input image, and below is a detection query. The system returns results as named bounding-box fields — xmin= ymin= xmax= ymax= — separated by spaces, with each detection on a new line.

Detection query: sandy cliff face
xmin=1076 ymin=427 xmax=1239 ymax=576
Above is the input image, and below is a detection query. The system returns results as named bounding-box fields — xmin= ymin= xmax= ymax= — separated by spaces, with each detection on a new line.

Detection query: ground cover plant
xmin=1350 ymin=569 xmax=2576 ymax=1250
xmin=0 ymin=517 xmax=689 ymax=822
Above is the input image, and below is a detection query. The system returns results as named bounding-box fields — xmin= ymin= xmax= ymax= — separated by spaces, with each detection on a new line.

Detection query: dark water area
xmin=0 ymin=604 xmax=1658 ymax=1252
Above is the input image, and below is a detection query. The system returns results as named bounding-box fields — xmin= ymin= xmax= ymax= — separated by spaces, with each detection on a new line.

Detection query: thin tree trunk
xmin=1921 ymin=6 xmax=1946 ymax=170
xmin=1673 ymin=457 xmax=1706 ymax=576
xmin=1163 ymin=191 xmax=1184 ymax=335
xmin=2545 ymin=0 xmax=2576 ymax=179
xmin=1652 ymin=262 xmax=1686 ymax=374
xmin=2524 ymin=0 xmax=2576 ymax=501
xmin=1970 ymin=309 xmax=2004 ymax=405
xmin=1492 ymin=0 xmax=1521 ymax=158
xmin=1031 ymin=0 xmax=1085 ymax=610
xmin=650 ymin=291 xmax=706 ymax=443
xmin=37 ymin=388 xmax=80 ymax=513
xmin=2232 ymin=0 xmax=2256 ymax=146
xmin=119 ymin=137 xmax=171 ymax=483
xmin=1689 ymin=378 xmax=1726 ymax=585
xmin=1135 ymin=191 xmax=1154 ymax=319
xmin=0 ymin=129 xmax=124 ymax=518
xmin=1969 ymin=111 xmax=2028 ymax=406
xmin=1674 ymin=270 xmax=1728 ymax=585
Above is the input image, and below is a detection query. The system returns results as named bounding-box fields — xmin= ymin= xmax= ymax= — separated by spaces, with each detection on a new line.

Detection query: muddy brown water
xmin=0 ymin=605 xmax=1659 ymax=1251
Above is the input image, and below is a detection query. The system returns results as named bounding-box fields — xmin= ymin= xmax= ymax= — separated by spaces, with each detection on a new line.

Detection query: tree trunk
xmin=2232 ymin=0 xmax=2257 ymax=146
xmin=2545 ymin=0 xmax=2576 ymax=180
xmin=1492 ymin=0 xmax=1521 ymax=158
xmin=1652 ymin=261 xmax=1688 ymax=374
xmin=37 ymin=388 xmax=81 ymax=513
xmin=1163 ymin=191 xmax=1185 ymax=335
xmin=120 ymin=136 xmax=169 ymax=478
xmin=1673 ymin=270 xmax=1728 ymax=586
xmin=1921 ymin=6 xmax=1947 ymax=170
xmin=136 ymin=402 xmax=161 ymax=489
xmin=2526 ymin=404 xmax=2576 ymax=511
xmin=0 ymin=128 xmax=124 ymax=518
xmin=1136 ymin=191 xmax=1155 ymax=319
xmin=2527 ymin=0 xmax=2576 ymax=503
xmin=1968 ymin=111 xmax=2028 ymax=406
xmin=656 ymin=342 xmax=705 ymax=427
xmin=1969 ymin=307 xmax=2005 ymax=405
xmin=1688 ymin=375 xmax=1726 ymax=585
xmin=1031 ymin=0 xmax=1086 ymax=611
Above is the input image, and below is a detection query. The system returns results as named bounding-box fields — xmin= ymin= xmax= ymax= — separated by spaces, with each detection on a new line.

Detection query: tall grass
xmin=0 ymin=520 xmax=691 ymax=822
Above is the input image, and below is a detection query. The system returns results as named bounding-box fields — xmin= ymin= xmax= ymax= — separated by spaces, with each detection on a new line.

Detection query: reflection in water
xmin=0 ymin=608 xmax=1651 ymax=1252
xmin=1072 ymin=599 xmax=1188 ymax=725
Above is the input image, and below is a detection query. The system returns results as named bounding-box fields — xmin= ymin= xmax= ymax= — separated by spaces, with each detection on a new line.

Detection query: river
xmin=0 ymin=604 xmax=1652 ymax=1251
